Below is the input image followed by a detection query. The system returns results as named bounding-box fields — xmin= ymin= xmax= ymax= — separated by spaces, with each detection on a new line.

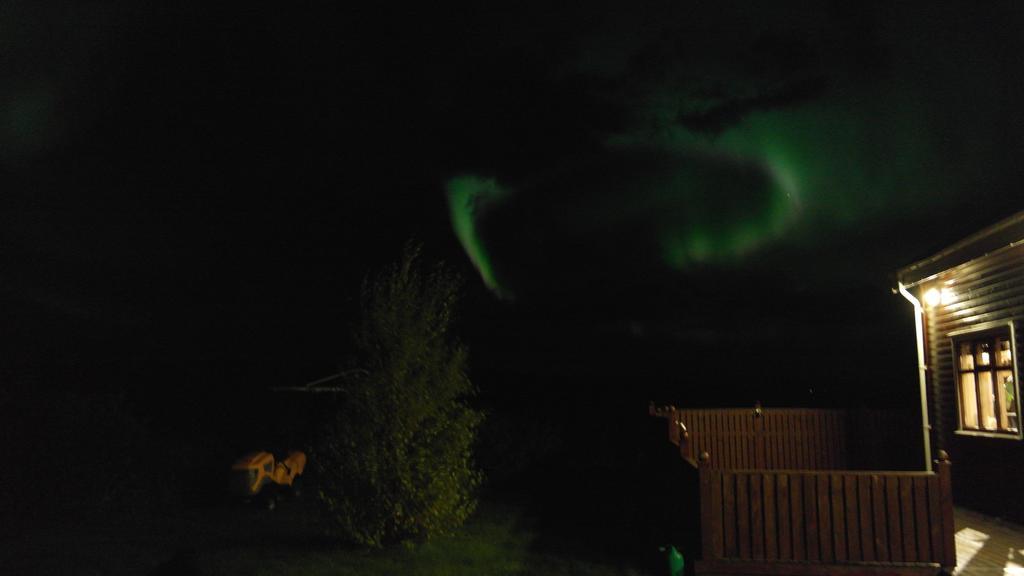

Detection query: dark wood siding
xmin=921 ymin=241 xmax=1024 ymax=523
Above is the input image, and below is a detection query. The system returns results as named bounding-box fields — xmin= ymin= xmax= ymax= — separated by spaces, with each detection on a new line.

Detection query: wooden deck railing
xmin=677 ymin=407 xmax=848 ymax=470
xmin=697 ymin=452 xmax=956 ymax=575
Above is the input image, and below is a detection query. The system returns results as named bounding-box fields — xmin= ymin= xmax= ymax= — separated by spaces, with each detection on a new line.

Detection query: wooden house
xmin=897 ymin=210 xmax=1024 ymax=524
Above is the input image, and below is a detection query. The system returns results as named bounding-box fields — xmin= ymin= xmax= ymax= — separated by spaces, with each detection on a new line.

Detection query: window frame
xmin=949 ymin=320 xmax=1023 ymax=440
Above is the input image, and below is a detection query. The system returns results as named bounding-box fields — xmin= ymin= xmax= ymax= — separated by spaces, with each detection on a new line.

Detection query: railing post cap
xmin=936 ymin=449 xmax=951 ymax=463
xmin=699 ymin=451 xmax=710 ymax=464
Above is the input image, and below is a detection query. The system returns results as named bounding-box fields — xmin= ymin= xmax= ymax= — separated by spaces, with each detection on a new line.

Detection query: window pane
xmin=998 ymin=370 xmax=1018 ymax=432
xmin=961 ymin=373 xmax=978 ymax=429
xmin=960 ymin=343 xmax=975 ymax=370
xmin=977 ymin=341 xmax=991 ymax=367
xmin=997 ymin=337 xmax=1013 ymax=367
xmin=979 ymin=371 xmax=996 ymax=430
xmin=996 ymin=370 xmax=1012 ymax=430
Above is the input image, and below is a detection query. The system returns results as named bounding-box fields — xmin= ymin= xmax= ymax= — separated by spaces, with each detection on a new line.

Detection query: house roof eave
xmin=897 ymin=210 xmax=1024 ymax=288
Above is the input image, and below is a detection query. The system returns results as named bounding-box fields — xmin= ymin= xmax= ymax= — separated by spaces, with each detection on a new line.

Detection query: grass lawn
xmin=3 ymin=499 xmax=654 ymax=576
xmin=197 ymin=502 xmax=643 ymax=576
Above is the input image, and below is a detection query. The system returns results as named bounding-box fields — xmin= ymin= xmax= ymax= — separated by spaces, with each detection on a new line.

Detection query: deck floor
xmin=955 ymin=507 xmax=1024 ymax=575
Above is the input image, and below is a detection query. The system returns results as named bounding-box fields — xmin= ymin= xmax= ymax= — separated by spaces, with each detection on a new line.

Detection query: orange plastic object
xmin=231 ymin=450 xmax=306 ymax=496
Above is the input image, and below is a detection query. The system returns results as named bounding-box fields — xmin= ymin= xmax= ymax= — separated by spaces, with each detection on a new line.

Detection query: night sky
xmin=4 ymin=1 xmax=1024 ymax=408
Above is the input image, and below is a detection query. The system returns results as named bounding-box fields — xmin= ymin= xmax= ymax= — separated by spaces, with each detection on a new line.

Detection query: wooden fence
xmin=696 ymin=454 xmax=956 ymax=575
xmin=649 ymin=405 xmax=956 ymax=575
xmin=650 ymin=405 xmax=849 ymax=469
xmin=676 ymin=407 xmax=848 ymax=470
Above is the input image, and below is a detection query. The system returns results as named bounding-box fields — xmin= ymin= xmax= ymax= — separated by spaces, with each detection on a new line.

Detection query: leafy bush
xmin=315 ymin=244 xmax=484 ymax=546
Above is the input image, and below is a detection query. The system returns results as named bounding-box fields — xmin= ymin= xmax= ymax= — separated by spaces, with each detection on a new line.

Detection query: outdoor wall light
xmin=923 ymin=286 xmax=957 ymax=308
xmin=940 ymin=287 xmax=957 ymax=305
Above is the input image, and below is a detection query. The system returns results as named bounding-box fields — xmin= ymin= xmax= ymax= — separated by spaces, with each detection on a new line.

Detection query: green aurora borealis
xmin=4 ymin=2 xmax=1017 ymax=303
xmin=446 ymin=175 xmax=511 ymax=294
xmin=446 ymin=64 xmax=1008 ymax=296
xmin=446 ymin=92 xmax=921 ymax=295
xmin=447 ymin=136 xmax=797 ymax=296
xmin=439 ymin=3 xmax=1022 ymax=296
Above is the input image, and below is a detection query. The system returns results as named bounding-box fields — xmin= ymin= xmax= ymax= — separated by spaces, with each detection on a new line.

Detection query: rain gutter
xmin=897 ymin=282 xmax=934 ymax=472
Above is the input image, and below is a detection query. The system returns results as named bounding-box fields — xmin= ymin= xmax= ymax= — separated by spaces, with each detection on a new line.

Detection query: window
xmin=954 ymin=327 xmax=1019 ymax=436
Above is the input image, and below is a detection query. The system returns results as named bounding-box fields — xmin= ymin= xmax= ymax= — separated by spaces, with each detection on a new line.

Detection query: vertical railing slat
xmin=792 ymin=411 xmax=802 ymax=469
xmin=872 ymin=475 xmax=890 ymax=562
xmin=731 ymin=411 xmax=738 ymax=469
xmin=836 ymin=411 xmax=845 ymax=468
xmin=844 ymin=474 xmax=862 ymax=561
xmin=744 ymin=411 xmax=753 ymax=469
xmin=788 ymin=410 xmax=794 ymax=468
xmin=722 ymin=412 xmax=730 ymax=469
xmin=791 ymin=473 xmax=806 ymax=561
xmin=745 ymin=411 xmax=753 ymax=469
xmin=803 ymin=410 xmax=810 ymax=468
xmin=817 ymin=474 xmax=833 ymax=562
xmin=913 ymin=476 xmax=931 ymax=562
xmin=831 ymin=474 xmax=847 ymax=562
xmin=819 ymin=412 xmax=829 ymax=468
xmin=927 ymin=474 xmax=944 ymax=564
xmin=886 ymin=476 xmax=904 ymax=562
xmin=772 ymin=413 xmax=782 ymax=469
xmin=900 ymin=476 xmax=917 ymax=561
xmin=737 ymin=472 xmax=751 ymax=559
xmin=794 ymin=413 xmax=804 ymax=468
xmin=751 ymin=473 xmax=764 ymax=560
xmin=804 ymin=475 xmax=820 ymax=562
xmin=826 ymin=412 xmax=836 ymax=468
xmin=692 ymin=411 xmax=699 ymax=459
xmin=764 ymin=473 xmax=778 ymax=561
xmin=710 ymin=412 xmax=717 ymax=469
xmin=743 ymin=410 xmax=749 ymax=468
xmin=723 ymin=471 xmax=737 ymax=558
xmin=857 ymin=475 xmax=875 ymax=562
xmin=711 ymin=468 xmax=724 ymax=558
xmin=700 ymin=411 xmax=708 ymax=463
xmin=777 ymin=474 xmax=792 ymax=561
xmin=813 ymin=412 xmax=822 ymax=468
xmin=836 ymin=411 xmax=844 ymax=467
xmin=700 ymin=466 xmax=713 ymax=560
xmin=754 ymin=411 xmax=761 ymax=468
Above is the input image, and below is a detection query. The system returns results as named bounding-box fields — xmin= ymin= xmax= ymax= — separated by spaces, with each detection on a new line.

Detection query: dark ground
xmin=0 ymin=386 xmax=699 ymax=575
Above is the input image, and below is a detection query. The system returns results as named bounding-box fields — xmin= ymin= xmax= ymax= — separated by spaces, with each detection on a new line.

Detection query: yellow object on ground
xmin=231 ymin=451 xmax=306 ymax=497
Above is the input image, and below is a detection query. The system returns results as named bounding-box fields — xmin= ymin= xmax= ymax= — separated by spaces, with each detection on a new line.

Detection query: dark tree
xmin=315 ymin=244 xmax=483 ymax=546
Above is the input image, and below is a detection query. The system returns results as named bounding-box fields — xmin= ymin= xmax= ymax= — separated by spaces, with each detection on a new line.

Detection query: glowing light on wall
xmin=923 ymin=286 xmax=957 ymax=308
